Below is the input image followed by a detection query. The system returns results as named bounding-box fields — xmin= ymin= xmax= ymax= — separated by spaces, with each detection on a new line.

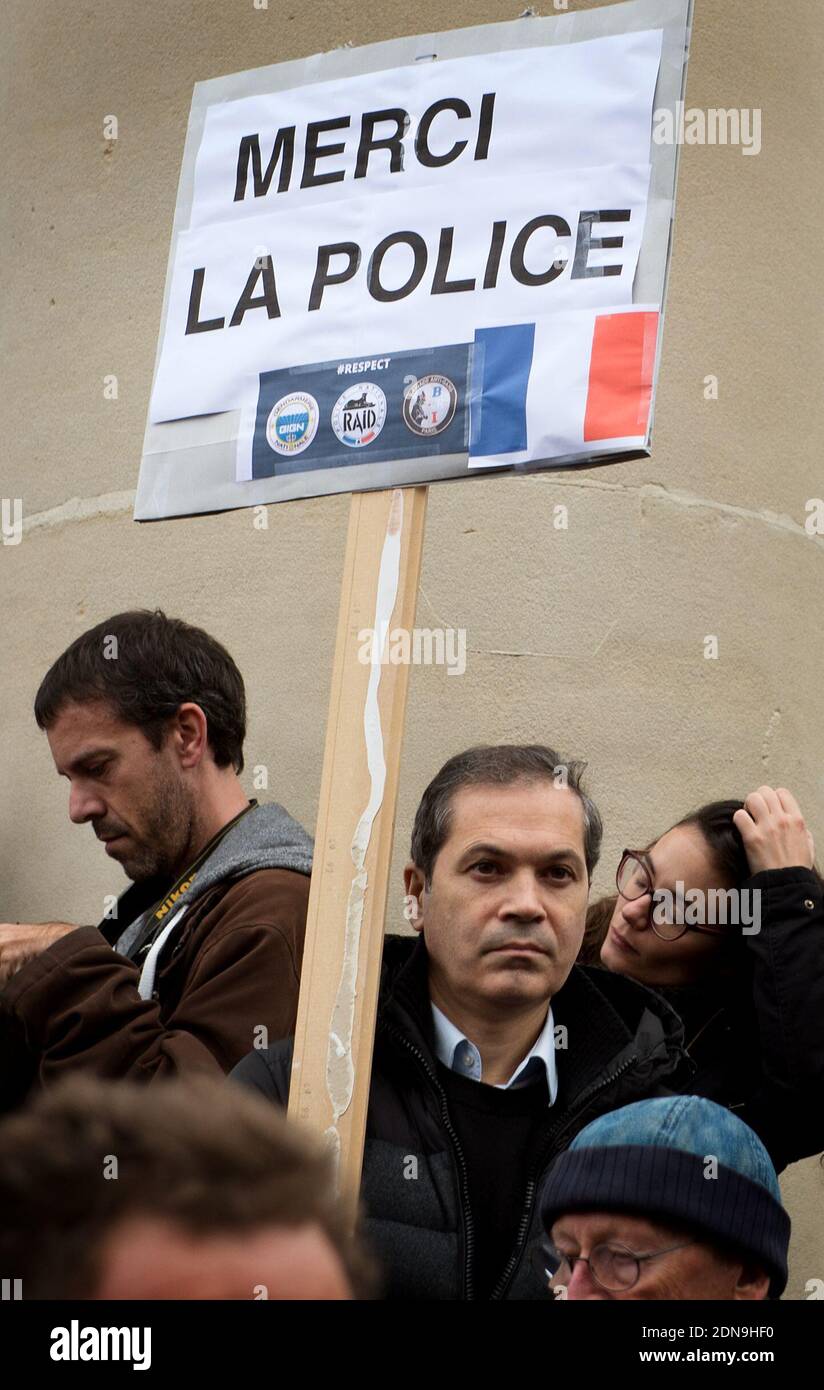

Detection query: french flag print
xmin=469 ymin=307 xmax=659 ymax=468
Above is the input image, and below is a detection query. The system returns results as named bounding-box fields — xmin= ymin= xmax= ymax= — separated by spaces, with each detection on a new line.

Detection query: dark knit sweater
xmin=436 ymin=1061 xmax=550 ymax=1299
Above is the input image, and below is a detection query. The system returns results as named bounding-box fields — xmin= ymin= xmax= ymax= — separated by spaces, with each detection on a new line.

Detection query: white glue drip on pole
xmin=325 ymin=490 xmax=403 ymax=1136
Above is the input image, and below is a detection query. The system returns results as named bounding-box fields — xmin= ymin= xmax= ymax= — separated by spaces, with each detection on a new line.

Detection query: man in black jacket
xmin=232 ymin=744 xmax=687 ymax=1300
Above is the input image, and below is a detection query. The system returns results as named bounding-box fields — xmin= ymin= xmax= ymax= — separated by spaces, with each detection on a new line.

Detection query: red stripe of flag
xmin=583 ymin=310 xmax=659 ymax=442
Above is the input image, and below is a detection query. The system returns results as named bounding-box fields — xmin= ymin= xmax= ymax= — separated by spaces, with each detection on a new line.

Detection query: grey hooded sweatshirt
xmin=1 ymin=800 xmax=313 ymax=1098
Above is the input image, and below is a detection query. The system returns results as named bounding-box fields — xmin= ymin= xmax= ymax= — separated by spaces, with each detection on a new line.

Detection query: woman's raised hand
xmin=733 ymin=786 xmax=816 ymax=873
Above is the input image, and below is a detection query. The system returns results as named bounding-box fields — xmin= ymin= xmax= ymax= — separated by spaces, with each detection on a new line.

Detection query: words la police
xmin=184 ymin=91 xmax=636 ymax=334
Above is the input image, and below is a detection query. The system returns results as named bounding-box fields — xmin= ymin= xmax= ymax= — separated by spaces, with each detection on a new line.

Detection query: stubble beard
xmin=120 ymin=766 xmax=197 ymax=884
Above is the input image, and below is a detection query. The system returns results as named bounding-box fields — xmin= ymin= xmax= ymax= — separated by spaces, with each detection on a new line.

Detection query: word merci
xmin=652 ymin=884 xmax=761 ymax=935
xmin=185 ymin=210 xmax=631 ymax=332
xmin=233 ymin=96 xmax=498 ymax=200
xmin=51 ymin=1321 xmax=151 ymax=1371
xmin=358 ymin=624 xmax=466 ymax=676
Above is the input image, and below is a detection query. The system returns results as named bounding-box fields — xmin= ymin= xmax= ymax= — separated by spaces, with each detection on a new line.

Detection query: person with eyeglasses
xmin=579 ymin=788 xmax=824 ymax=1171
xmin=537 ymin=1095 xmax=788 ymax=1301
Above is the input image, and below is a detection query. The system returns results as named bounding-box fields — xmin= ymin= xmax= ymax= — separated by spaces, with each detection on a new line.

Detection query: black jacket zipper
xmin=384 ymin=1017 xmax=641 ymax=1302
xmin=381 ymin=1022 xmax=478 ymax=1301
xmin=489 ymin=1053 xmax=639 ymax=1300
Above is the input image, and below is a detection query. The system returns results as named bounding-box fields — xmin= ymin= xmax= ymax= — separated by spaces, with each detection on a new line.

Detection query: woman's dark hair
xmin=34 ymin=609 xmax=246 ymax=773
xmin=677 ymin=798 xmax=823 ymax=892
xmin=674 ymin=799 xmax=750 ymax=887
xmin=580 ymin=893 xmax=617 ymax=965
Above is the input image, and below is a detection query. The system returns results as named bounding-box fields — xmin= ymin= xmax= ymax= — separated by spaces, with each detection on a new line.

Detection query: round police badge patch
xmin=402 ymin=374 xmax=458 ymax=437
xmin=266 ymin=392 xmax=319 ymax=456
xmin=331 ymin=382 xmax=387 ymax=448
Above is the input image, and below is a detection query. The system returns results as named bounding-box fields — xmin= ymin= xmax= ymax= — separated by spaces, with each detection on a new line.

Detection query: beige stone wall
xmin=2 ymin=0 xmax=822 ymax=1297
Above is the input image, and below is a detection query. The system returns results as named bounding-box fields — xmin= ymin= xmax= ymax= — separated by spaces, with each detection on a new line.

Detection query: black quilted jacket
xmin=654 ymin=867 xmax=824 ymax=1173
xmin=231 ymin=934 xmax=687 ymax=1300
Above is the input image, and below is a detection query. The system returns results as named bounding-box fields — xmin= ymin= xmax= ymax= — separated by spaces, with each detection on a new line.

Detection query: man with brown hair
xmin=0 ymin=609 xmax=313 ymax=1106
xmin=0 ymin=1075 xmax=367 ymax=1299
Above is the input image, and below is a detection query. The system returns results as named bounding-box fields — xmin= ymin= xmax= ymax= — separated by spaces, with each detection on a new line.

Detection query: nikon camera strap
xmin=103 ymin=800 xmax=258 ymax=967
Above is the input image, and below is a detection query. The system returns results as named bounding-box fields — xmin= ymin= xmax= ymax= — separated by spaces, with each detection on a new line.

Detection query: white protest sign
xmin=150 ymin=159 xmax=652 ymax=424
xmin=136 ymin=3 xmax=692 ymax=519
xmin=187 ymin=33 xmax=661 ymax=231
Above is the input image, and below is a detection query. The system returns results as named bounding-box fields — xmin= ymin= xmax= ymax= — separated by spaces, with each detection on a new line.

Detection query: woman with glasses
xmin=579 ymin=786 xmax=824 ymax=1171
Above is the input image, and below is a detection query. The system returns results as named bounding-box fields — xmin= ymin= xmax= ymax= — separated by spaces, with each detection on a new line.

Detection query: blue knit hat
xmin=539 ymin=1096 xmax=789 ymax=1296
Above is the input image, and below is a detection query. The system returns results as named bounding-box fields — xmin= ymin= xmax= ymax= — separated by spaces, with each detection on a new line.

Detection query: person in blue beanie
xmin=537 ymin=1095 xmax=789 ymax=1300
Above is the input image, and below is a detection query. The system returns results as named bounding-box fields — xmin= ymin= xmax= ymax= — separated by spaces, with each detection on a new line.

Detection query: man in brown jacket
xmin=0 ymin=609 xmax=313 ymax=1108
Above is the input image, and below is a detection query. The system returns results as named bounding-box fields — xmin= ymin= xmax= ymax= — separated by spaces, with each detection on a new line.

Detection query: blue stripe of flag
xmin=469 ymin=323 xmax=535 ymax=457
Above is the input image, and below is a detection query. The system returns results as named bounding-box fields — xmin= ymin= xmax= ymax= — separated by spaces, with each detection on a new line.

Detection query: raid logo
xmin=331 ymin=382 xmax=387 ymax=448
xmin=402 ymin=374 xmax=458 ymax=437
xmin=266 ymin=392 xmax=319 ymax=455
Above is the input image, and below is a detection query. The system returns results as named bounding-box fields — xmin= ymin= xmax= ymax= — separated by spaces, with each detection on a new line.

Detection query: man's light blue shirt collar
xmin=430 ymin=1002 xmax=558 ymax=1104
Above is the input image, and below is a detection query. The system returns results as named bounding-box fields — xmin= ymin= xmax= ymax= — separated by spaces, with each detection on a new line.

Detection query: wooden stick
xmin=288 ymin=485 xmax=428 ymax=1218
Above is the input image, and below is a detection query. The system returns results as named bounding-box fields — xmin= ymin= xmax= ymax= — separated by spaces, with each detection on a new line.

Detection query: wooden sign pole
xmin=288 ymin=485 xmax=428 ymax=1218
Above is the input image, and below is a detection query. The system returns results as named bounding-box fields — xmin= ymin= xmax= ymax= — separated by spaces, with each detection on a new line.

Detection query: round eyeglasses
xmin=615 ymin=850 xmax=730 ymax=942
xmin=533 ymin=1237 xmax=696 ymax=1293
